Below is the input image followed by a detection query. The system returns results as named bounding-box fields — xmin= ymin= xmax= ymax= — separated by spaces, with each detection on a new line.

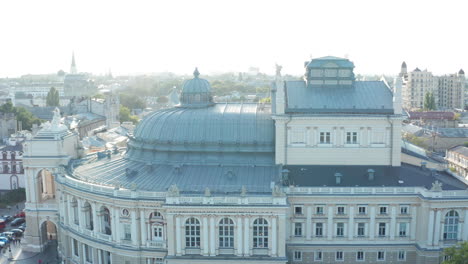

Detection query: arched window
xmin=444 ymin=210 xmax=459 ymax=240
xmin=219 ymin=218 xmax=234 ymax=248
xmin=83 ymin=202 xmax=93 ymax=230
xmin=2 ymin=152 xmax=7 ymax=160
xmin=253 ymin=218 xmax=268 ymax=248
xmin=150 ymin=211 xmax=164 ymax=241
xmin=72 ymin=198 xmax=79 ymax=225
xmin=185 ymin=218 xmax=200 ymax=248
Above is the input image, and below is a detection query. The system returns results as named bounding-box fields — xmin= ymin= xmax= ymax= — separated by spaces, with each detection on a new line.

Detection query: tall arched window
xmin=185 ymin=218 xmax=200 ymax=248
xmin=444 ymin=210 xmax=459 ymax=240
xmin=101 ymin=206 xmax=111 ymax=235
xmin=72 ymin=198 xmax=79 ymax=225
xmin=219 ymin=218 xmax=234 ymax=248
xmin=253 ymin=218 xmax=268 ymax=248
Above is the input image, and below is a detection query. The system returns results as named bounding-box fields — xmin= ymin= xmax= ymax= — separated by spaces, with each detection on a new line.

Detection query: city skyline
xmin=0 ymin=0 xmax=467 ymax=77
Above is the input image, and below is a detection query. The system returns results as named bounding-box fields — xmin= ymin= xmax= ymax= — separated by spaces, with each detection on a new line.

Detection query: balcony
xmin=96 ymin=233 xmax=112 ymax=242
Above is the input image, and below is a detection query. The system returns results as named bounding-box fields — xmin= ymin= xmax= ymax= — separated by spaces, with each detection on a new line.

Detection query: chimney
xmin=367 ymin=169 xmax=375 ymax=181
xmin=335 ymin=172 xmax=343 ymax=185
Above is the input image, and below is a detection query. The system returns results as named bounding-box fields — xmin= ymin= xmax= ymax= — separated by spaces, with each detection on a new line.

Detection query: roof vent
xmin=125 ymin=168 xmax=138 ymax=177
xmin=420 ymin=161 xmax=427 ymax=170
xmin=367 ymin=169 xmax=375 ymax=181
xmin=335 ymin=172 xmax=343 ymax=184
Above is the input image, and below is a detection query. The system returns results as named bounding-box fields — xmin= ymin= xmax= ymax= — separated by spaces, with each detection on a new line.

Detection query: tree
xmin=156 ymin=96 xmax=168 ymax=104
xmin=424 ymin=92 xmax=436 ymax=110
xmin=442 ymin=241 xmax=468 ymax=264
xmin=0 ymin=101 xmax=42 ymax=130
xmin=119 ymin=106 xmax=139 ymax=124
xmin=46 ymin=87 xmax=60 ymax=107
xmin=120 ymin=93 xmax=146 ymax=110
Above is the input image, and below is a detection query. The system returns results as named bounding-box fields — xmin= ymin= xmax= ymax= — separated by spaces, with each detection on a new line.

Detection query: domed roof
xmin=459 ymin=69 xmax=464 ymax=75
xmin=401 ymin=61 xmax=407 ymax=68
xmin=179 ymin=68 xmax=214 ymax=107
xmin=127 ymin=103 xmax=274 ymax=165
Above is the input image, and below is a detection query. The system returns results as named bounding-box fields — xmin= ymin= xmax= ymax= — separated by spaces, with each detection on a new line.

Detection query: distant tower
xmin=70 ymin=52 xmax=78 ymax=74
xmin=399 ymin=61 xmax=407 ymax=78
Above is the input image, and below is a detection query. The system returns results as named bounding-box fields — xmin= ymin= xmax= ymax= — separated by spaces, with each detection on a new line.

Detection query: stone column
xmin=390 ymin=206 xmax=396 ymax=240
xmin=348 ymin=206 xmax=354 ymax=240
xmin=67 ymin=195 xmax=73 ymax=226
xmin=327 ymin=207 xmax=333 ymax=240
xmin=306 ymin=206 xmax=312 ymax=240
xmin=427 ymin=209 xmax=435 ymax=246
xmin=131 ymin=210 xmax=138 ymax=245
xmin=78 ymin=199 xmax=85 ymax=230
xmin=140 ymin=210 xmax=147 ymax=246
xmin=167 ymin=214 xmax=175 ymax=255
xmin=113 ymin=207 xmax=120 ymax=242
xmin=243 ymin=217 xmax=250 ymax=256
xmin=202 ymin=217 xmax=209 ymax=255
xmin=272 ymin=217 xmax=277 ymax=256
xmin=175 ymin=216 xmax=182 ymax=255
xmin=236 ymin=217 xmax=243 ymax=256
xmin=434 ymin=210 xmax=441 ymax=246
xmin=92 ymin=203 xmax=99 ymax=234
xmin=369 ymin=206 xmax=376 ymax=239
xmin=278 ymin=214 xmax=286 ymax=257
xmin=209 ymin=217 xmax=216 ymax=256
xmin=463 ymin=210 xmax=468 ymax=241
xmin=410 ymin=206 xmax=417 ymax=240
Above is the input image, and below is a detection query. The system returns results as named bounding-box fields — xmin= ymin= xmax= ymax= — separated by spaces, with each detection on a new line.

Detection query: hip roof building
xmin=23 ymin=57 xmax=468 ymax=264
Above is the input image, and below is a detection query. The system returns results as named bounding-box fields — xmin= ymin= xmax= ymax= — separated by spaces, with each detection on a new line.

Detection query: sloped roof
xmin=306 ymin=56 xmax=355 ymax=68
xmin=437 ymin=128 xmax=468 ymax=138
xmin=408 ymin=111 xmax=454 ymax=120
xmin=448 ymin=145 xmax=468 ymax=157
xmin=285 ymin=80 xmax=394 ymax=114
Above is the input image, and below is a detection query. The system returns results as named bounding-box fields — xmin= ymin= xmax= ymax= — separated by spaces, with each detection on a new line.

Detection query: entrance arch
xmin=37 ymin=169 xmax=55 ymax=201
xmin=40 ymin=220 xmax=58 ymax=251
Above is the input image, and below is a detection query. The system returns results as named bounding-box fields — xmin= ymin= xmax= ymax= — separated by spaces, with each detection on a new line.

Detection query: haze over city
xmin=1 ymin=0 xmax=467 ymax=77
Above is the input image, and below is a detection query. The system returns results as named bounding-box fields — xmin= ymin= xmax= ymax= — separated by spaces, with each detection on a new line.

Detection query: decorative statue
xmin=130 ymin=182 xmax=137 ymax=191
xmin=51 ymin=107 xmax=61 ymax=130
xmin=168 ymin=184 xmax=180 ymax=197
xmin=272 ymin=185 xmax=285 ymax=197
xmin=275 ymin=64 xmax=282 ymax=77
xmin=430 ymin=180 xmax=443 ymax=192
xmin=204 ymin=187 xmax=211 ymax=197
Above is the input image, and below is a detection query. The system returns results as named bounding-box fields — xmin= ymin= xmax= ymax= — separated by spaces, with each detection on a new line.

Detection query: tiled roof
xmin=285 ymin=81 xmax=394 ymax=114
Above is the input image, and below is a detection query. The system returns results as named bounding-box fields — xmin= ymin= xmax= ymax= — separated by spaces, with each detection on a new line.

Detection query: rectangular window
xmin=315 ymin=223 xmax=323 ymax=237
xmin=400 ymin=206 xmax=409 ymax=214
xmin=124 ymin=224 xmax=131 ymax=240
xmin=315 ymin=251 xmax=322 ymax=261
xmin=377 ymin=251 xmax=385 ymax=261
xmin=357 ymin=223 xmax=365 ymax=237
xmin=358 ymin=206 xmax=366 ymax=214
xmin=378 ymin=223 xmax=386 ymax=237
xmin=316 ymin=206 xmax=324 ymax=215
xmin=294 ymin=206 xmax=303 ymax=215
xmin=346 ymin=132 xmax=358 ymax=144
xmin=357 ymin=251 xmax=364 ymax=261
xmin=290 ymin=130 xmax=306 ymax=144
xmin=73 ymin=239 xmax=79 ymax=257
xmin=294 ymin=251 xmax=302 ymax=261
xmin=398 ymin=251 xmax=406 ymax=261
xmin=319 ymin=132 xmax=331 ymax=144
xmin=294 ymin=223 xmax=303 ymax=237
xmin=336 ymin=251 xmax=344 ymax=261
xmin=337 ymin=206 xmax=345 ymax=215
xmin=84 ymin=244 xmax=93 ymax=263
xmin=399 ymin=223 xmax=407 ymax=237
xmin=336 ymin=223 xmax=344 ymax=237
xmin=379 ymin=206 xmax=387 ymax=215
xmin=153 ymin=226 xmax=163 ymax=240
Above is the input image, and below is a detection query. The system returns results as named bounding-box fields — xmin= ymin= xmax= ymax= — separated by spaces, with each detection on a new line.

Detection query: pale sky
xmin=0 ymin=0 xmax=467 ymax=77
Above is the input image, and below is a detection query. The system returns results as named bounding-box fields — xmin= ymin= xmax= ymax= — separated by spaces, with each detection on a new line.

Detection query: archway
xmin=37 ymin=169 xmax=55 ymax=201
xmin=40 ymin=220 xmax=58 ymax=250
xmin=10 ymin=175 xmax=19 ymax=190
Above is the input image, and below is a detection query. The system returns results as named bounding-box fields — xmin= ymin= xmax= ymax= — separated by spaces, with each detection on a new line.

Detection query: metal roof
xmin=285 ymin=163 xmax=467 ymax=190
xmin=408 ymin=111 xmax=455 ymax=120
xmin=448 ymin=145 xmax=468 ymax=158
xmin=72 ymin=155 xmax=280 ymax=194
xmin=285 ymin=80 xmax=394 ymax=114
xmin=436 ymin=128 xmax=468 ymax=138
xmin=306 ymin=56 xmax=355 ymax=68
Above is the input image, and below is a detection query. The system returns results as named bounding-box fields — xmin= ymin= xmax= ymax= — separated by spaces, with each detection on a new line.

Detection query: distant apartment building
xmin=446 ymin=145 xmax=468 ymax=179
xmin=400 ymin=62 xmax=465 ymax=110
xmin=0 ymin=140 xmax=24 ymax=190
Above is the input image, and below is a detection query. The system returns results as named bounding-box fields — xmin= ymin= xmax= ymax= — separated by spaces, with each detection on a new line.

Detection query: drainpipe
xmin=284 ymin=115 xmax=292 ymax=165
xmin=386 ymin=116 xmax=393 ymax=166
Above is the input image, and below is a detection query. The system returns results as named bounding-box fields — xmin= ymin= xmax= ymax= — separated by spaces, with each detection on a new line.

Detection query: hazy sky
xmin=0 ymin=0 xmax=467 ymax=77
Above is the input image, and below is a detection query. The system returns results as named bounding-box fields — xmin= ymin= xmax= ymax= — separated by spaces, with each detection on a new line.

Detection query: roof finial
xmin=193 ymin=67 xmax=200 ymax=78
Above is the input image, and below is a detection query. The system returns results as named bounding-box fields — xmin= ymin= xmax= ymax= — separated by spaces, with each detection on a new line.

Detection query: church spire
xmin=70 ymin=52 xmax=77 ymax=74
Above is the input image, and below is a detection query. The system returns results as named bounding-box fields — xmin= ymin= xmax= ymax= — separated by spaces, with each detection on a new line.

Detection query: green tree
xmin=120 ymin=93 xmax=146 ymax=109
xmin=156 ymin=96 xmax=168 ymax=104
xmin=424 ymin=92 xmax=436 ymax=110
xmin=119 ymin=106 xmax=139 ymax=124
xmin=442 ymin=241 xmax=468 ymax=264
xmin=46 ymin=87 xmax=60 ymax=107
xmin=0 ymin=101 xmax=42 ymax=130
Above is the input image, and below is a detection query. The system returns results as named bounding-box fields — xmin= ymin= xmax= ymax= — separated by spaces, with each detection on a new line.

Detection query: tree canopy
xmin=424 ymin=92 xmax=436 ymax=110
xmin=120 ymin=93 xmax=146 ymax=110
xmin=0 ymin=101 xmax=42 ymax=130
xmin=119 ymin=106 xmax=139 ymax=124
xmin=443 ymin=242 xmax=468 ymax=264
xmin=46 ymin=87 xmax=60 ymax=107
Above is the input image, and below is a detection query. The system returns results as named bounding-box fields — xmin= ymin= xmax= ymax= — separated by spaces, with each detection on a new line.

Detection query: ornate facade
xmin=23 ymin=57 xmax=468 ymax=264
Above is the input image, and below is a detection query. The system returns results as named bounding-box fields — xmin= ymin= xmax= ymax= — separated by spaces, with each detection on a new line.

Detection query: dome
xmin=127 ymin=103 xmax=274 ymax=165
xmin=459 ymin=69 xmax=464 ymax=75
xmin=180 ymin=68 xmax=213 ymax=107
xmin=401 ymin=61 xmax=407 ymax=68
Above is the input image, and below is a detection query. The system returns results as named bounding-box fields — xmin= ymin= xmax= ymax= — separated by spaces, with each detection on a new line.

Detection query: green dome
xmin=180 ymin=68 xmax=213 ymax=107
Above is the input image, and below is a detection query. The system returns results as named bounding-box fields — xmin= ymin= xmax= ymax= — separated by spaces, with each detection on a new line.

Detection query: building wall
xmin=446 ymin=149 xmax=468 ymax=179
xmin=402 ymin=69 xmax=437 ymax=110
xmin=275 ymin=117 xmax=401 ymax=166
xmin=0 ymin=113 xmax=17 ymax=139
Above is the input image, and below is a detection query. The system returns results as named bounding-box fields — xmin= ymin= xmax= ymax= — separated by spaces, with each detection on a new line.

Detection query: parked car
xmin=0 ymin=220 xmax=6 ymax=230
xmin=0 ymin=236 xmax=10 ymax=246
xmin=10 ymin=229 xmax=23 ymax=236
xmin=2 ymin=232 xmax=14 ymax=239
xmin=2 ymin=215 xmax=13 ymax=222
xmin=11 ymin=218 xmax=25 ymax=226
xmin=18 ymin=224 xmax=26 ymax=231
xmin=14 ymin=211 xmax=25 ymax=218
